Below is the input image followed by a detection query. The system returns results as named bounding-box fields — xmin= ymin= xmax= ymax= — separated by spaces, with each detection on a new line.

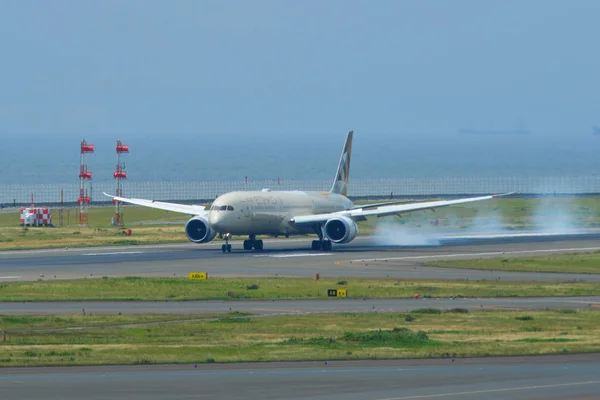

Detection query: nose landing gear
xmin=221 ymin=233 xmax=232 ymax=253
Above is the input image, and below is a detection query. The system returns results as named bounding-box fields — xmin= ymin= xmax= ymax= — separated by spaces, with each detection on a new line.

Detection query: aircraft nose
xmin=209 ymin=212 xmax=223 ymax=230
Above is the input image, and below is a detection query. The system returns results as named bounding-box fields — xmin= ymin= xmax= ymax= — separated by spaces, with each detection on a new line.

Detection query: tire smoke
xmin=371 ymin=220 xmax=441 ymax=246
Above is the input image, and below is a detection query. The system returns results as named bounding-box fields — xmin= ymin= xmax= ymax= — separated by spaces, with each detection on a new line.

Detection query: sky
xmin=0 ymin=0 xmax=599 ymax=139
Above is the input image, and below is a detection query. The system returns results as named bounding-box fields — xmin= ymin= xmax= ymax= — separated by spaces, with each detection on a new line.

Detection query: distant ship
xmin=593 ymin=126 xmax=600 ymax=135
xmin=458 ymin=128 xmax=531 ymax=135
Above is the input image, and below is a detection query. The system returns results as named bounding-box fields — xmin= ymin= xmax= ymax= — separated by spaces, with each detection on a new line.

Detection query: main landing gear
xmin=311 ymin=229 xmax=332 ymax=251
xmin=243 ymin=235 xmax=263 ymax=251
xmin=311 ymin=240 xmax=332 ymax=251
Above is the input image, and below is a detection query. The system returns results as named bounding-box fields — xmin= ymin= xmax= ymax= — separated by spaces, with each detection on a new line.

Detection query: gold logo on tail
xmin=330 ymin=130 xmax=353 ymax=196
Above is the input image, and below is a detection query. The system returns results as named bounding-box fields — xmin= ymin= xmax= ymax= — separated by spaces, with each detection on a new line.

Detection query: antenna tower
xmin=113 ymin=140 xmax=129 ymax=226
xmin=78 ymin=139 xmax=94 ymax=226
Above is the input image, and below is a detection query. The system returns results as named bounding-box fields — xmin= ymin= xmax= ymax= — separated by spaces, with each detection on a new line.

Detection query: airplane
xmin=104 ymin=131 xmax=511 ymax=252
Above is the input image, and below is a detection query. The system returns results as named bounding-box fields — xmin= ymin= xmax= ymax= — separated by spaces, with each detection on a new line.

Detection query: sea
xmin=0 ymin=132 xmax=598 ymax=185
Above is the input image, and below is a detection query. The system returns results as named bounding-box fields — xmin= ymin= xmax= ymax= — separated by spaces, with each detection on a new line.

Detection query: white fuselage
xmin=207 ymin=190 xmax=354 ymax=236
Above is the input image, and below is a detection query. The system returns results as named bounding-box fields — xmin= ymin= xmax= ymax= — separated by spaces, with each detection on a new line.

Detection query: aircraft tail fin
xmin=329 ymin=130 xmax=353 ymax=197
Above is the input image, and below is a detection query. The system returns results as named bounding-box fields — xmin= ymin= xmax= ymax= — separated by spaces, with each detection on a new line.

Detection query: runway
xmin=2 ymin=296 xmax=600 ymax=316
xmin=2 ymin=354 xmax=600 ymax=399
xmin=1 ymin=232 xmax=600 ymax=282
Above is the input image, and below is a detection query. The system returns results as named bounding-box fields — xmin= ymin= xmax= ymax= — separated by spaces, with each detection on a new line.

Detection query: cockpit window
xmin=211 ymin=205 xmax=234 ymax=211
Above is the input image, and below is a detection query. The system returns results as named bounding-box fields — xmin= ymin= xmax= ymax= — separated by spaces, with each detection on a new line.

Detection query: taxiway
xmin=2 ymin=355 xmax=600 ymax=400
xmin=2 ymin=296 xmax=599 ymax=316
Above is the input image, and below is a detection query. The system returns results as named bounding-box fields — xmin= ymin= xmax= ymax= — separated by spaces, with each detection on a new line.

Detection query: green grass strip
xmin=1 ymin=277 xmax=600 ymax=301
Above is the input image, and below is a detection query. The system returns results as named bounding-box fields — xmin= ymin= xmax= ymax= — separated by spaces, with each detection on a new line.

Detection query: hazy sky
xmin=0 ymin=0 xmax=598 ymax=138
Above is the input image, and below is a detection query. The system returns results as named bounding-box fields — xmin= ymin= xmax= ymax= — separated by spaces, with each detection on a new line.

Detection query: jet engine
xmin=185 ymin=216 xmax=217 ymax=243
xmin=324 ymin=216 xmax=358 ymax=244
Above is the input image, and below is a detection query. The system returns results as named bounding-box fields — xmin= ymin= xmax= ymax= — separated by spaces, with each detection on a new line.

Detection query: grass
xmin=427 ymin=252 xmax=600 ymax=274
xmin=0 ymin=205 xmax=193 ymax=228
xmin=1 ymin=277 xmax=600 ymax=301
xmin=0 ymin=206 xmax=192 ymax=251
xmin=0 ymin=312 xmax=251 ymax=331
xmin=1 ymin=197 xmax=600 ymax=250
xmin=0 ymin=225 xmax=191 ymax=250
xmin=358 ymin=196 xmax=600 ymax=232
xmin=1 ymin=310 xmax=600 ymax=367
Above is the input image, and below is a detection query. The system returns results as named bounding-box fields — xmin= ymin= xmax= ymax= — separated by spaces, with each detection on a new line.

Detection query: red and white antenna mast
xmin=78 ymin=139 xmax=94 ymax=226
xmin=113 ymin=140 xmax=129 ymax=226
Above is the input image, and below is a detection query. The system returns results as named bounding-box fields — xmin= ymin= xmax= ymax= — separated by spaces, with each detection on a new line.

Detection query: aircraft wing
xmin=349 ymin=200 xmax=426 ymax=210
xmin=103 ymin=192 xmax=208 ymax=216
xmin=291 ymin=193 xmax=513 ymax=225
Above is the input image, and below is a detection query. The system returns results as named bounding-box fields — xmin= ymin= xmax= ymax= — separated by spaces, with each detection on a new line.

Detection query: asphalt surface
xmin=2 ymin=296 xmax=600 ymax=316
xmin=2 ymin=232 xmax=600 ymax=399
xmin=2 ymin=355 xmax=600 ymax=399
xmin=1 ymin=232 xmax=600 ymax=282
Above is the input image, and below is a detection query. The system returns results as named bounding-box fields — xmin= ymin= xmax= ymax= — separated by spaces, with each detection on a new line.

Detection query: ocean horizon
xmin=1 ymin=132 xmax=598 ymax=186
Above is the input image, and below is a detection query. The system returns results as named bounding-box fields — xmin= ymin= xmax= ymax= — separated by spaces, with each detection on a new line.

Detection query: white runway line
xmin=254 ymin=253 xmax=334 ymax=258
xmin=0 ymin=276 xmax=22 ymax=279
xmin=352 ymin=246 xmax=600 ymax=263
xmin=83 ymin=251 xmax=145 ymax=256
xmin=0 ymin=237 xmax=327 ymax=256
xmin=377 ymin=380 xmax=600 ymax=400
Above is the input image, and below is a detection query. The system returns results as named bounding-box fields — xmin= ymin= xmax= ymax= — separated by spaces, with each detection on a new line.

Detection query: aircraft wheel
xmin=226 ymin=244 xmax=232 ymax=252
xmin=254 ymin=240 xmax=263 ymax=251
xmin=311 ymin=240 xmax=321 ymax=251
xmin=323 ymin=240 xmax=332 ymax=251
xmin=221 ymin=244 xmax=227 ymax=253
xmin=243 ymin=240 xmax=252 ymax=250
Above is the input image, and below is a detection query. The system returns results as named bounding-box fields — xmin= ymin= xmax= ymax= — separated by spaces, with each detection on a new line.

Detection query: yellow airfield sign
xmin=328 ymin=289 xmax=347 ymax=297
xmin=188 ymin=272 xmax=208 ymax=280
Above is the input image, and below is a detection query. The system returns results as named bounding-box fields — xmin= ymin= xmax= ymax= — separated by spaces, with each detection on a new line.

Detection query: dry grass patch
xmin=2 ymin=310 xmax=600 ymax=367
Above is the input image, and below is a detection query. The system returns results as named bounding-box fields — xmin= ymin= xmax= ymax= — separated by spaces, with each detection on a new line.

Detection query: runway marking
xmin=0 ymin=276 xmax=21 ymax=279
xmin=377 ymin=379 xmax=600 ymax=400
xmin=83 ymin=251 xmax=145 ymax=256
xmin=351 ymin=246 xmax=600 ymax=263
xmin=0 ymin=237 xmax=356 ymax=256
xmin=254 ymin=253 xmax=333 ymax=258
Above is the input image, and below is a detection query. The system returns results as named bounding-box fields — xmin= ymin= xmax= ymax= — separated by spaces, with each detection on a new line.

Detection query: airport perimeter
xmin=2 ymin=175 xmax=600 ymax=207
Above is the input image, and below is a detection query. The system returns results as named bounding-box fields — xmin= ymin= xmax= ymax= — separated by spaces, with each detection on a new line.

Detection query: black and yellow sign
xmin=188 ymin=272 xmax=208 ymax=280
xmin=328 ymin=289 xmax=347 ymax=297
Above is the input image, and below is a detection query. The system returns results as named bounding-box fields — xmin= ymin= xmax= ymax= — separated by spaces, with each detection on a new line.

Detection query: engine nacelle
xmin=324 ymin=216 xmax=358 ymax=244
xmin=185 ymin=216 xmax=217 ymax=243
